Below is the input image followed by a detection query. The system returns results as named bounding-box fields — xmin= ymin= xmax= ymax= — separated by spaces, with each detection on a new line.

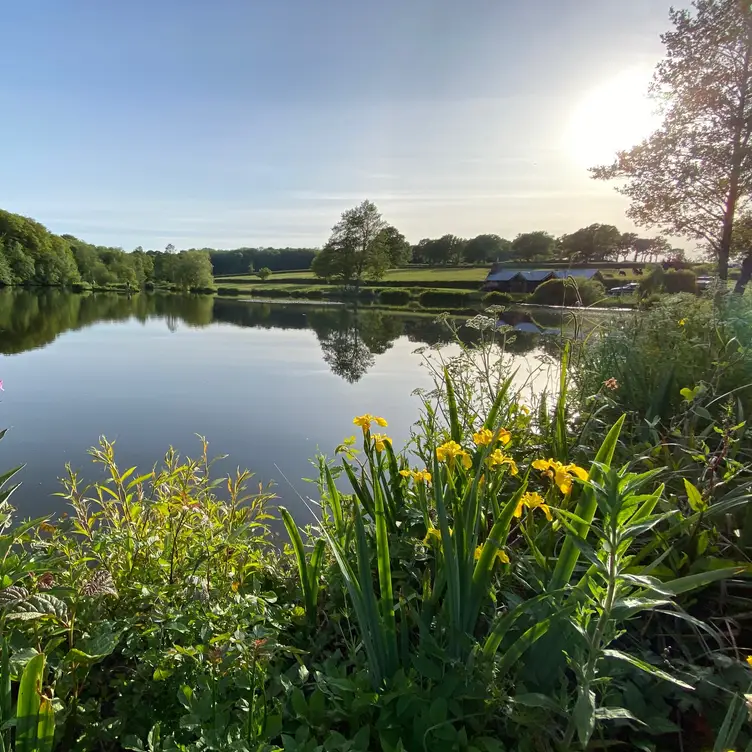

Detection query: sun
xmin=565 ymin=68 xmax=661 ymax=169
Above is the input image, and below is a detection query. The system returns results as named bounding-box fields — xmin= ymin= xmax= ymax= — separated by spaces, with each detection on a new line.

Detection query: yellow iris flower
xmin=487 ymin=449 xmax=519 ymax=475
xmin=436 ymin=441 xmax=472 ymax=470
xmin=532 ymin=459 xmax=588 ymax=494
xmin=399 ymin=468 xmax=432 ymax=484
xmin=472 ymin=428 xmax=494 ymax=446
xmin=514 ymin=491 xmax=552 ymax=521
xmin=353 ymin=414 xmax=388 ymax=434
xmin=473 ymin=427 xmax=512 ymax=447
xmin=474 ymin=545 xmax=510 ymax=564
xmin=371 ymin=434 xmax=392 ymax=452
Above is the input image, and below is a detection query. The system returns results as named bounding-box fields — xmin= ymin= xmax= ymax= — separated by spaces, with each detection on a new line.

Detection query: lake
xmin=0 ymin=289 xmax=567 ymax=520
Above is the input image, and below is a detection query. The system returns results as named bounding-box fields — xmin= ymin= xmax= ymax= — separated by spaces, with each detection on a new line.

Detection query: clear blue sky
xmin=0 ymin=0 xmax=673 ymax=250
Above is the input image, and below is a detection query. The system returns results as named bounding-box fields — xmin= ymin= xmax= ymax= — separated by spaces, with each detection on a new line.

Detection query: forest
xmin=0 ymin=210 xmax=214 ymax=290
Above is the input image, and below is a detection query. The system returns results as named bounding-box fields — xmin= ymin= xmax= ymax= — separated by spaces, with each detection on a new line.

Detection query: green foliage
xmin=531 ymin=277 xmax=605 ymax=306
xmin=511 ymin=230 xmax=556 ymax=261
xmin=664 ymin=268 xmax=698 ymax=293
xmin=377 ymin=288 xmax=411 ymax=306
xmin=256 ymin=267 xmax=272 ymax=282
xmin=482 ymin=291 xmax=512 ymax=306
xmin=311 ymin=201 xmax=394 ymax=287
xmin=4 ymin=293 xmax=752 ymax=749
xmin=418 ymin=289 xmax=471 ymax=309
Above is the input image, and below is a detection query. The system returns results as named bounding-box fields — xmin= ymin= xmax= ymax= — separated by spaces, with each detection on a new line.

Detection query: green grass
xmin=219 ymin=267 xmax=492 ymax=286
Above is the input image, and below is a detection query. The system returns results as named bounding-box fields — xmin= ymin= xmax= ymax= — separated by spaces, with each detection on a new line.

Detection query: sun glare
xmin=565 ymin=68 xmax=661 ymax=168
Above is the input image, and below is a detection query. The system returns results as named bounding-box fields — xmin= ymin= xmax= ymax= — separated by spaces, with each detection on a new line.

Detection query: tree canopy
xmin=311 ymin=200 xmax=391 ymax=287
xmin=591 ymin=0 xmax=752 ymax=281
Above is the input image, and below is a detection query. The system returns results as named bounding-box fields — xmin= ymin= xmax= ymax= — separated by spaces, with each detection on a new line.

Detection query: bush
xmin=302 ymin=288 xmax=324 ymax=299
xmin=663 ymin=268 xmax=697 ymax=293
xmin=531 ymin=277 xmax=605 ymax=307
xmin=70 ymin=281 xmax=92 ymax=293
xmin=379 ymin=288 xmax=412 ymax=306
xmin=418 ymin=289 xmax=472 ymax=309
xmin=482 ymin=291 xmax=511 ymax=306
xmin=217 ymin=286 xmax=242 ymax=296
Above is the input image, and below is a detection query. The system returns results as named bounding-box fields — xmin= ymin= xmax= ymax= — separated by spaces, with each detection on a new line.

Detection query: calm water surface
xmin=0 ymin=290 xmax=565 ymax=519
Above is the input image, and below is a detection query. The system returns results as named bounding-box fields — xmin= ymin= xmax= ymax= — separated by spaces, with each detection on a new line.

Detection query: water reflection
xmin=0 ymin=290 xmax=571 ymax=382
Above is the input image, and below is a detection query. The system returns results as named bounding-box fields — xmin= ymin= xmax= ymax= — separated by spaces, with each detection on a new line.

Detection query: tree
xmin=463 ymin=234 xmax=511 ymax=263
xmin=311 ymin=200 xmax=388 ymax=287
xmin=558 ymin=224 xmax=622 ymax=262
xmin=256 ymin=267 xmax=272 ymax=281
xmin=174 ymin=251 xmax=214 ymax=289
xmin=511 ymin=231 xmax=555 ymax=261
xmin=591 ymin=0 xmax=752 ymax=283
xmin=0 ymin=241 xmax=12 ymax=285
xmin=378 ymin=226 xmax=411 ymax=267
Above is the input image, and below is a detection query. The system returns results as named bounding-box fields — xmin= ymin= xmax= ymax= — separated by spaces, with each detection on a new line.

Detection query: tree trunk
xmin=734 ymin=251 xmax=752 ymax=294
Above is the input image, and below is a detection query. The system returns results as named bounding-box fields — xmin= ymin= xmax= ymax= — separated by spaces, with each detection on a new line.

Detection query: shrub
xmin=531 ymin=277 xmax=605 ymax=306
xmin=217 ymin=286 xmax=242 ymax=296
xmin=418 ymin=289 xmax=471 ymax=309
xmin=379 ymin=288 xmax=411 ymax=306
xmin=482 ymin=291 xmax=511 ymax=306
xmin=70 ymin=281 xmax=92 ymax=293
xmin=664 ymin=268 xmax=697 ymax=293
xmin=303 ymin=288 xmax=324 ymax=299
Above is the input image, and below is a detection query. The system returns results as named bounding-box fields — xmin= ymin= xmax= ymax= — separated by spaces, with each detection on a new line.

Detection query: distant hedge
xmin=531 ymin=278 xmax=605 ymax=307
xmin=418 ymin=289 xmax=472 ymax=309
xmin=663 ymin=269 xmax=697 ymax=294
xmin=379 ymin=288 xmax=412 ymax=306
xmin=482 ymin=291 xmax=511 ymax=307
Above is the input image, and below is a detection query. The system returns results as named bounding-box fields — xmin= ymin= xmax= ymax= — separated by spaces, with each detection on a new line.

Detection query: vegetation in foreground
xmin=0 ymin=291 xmax=752 ymax=751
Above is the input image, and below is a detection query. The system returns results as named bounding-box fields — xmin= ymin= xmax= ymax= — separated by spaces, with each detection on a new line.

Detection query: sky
xmin=0 ymin=0 xmax=675 ymax=250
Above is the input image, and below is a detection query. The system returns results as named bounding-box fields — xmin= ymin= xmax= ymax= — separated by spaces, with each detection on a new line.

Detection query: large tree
xmin=511 ymin=231 xmax=556 ymax=262
xmin=378 ymin=225 xmax=412 ymax=267
xmin=463 ymin=234 xmax=512 ymax=263
xmin=558 ymin=224 xmax=622 ymax=262
xmin=311 ymin=200 xmax=389 ymax=287
xmin=592 ymin=0 xmax=752 ymax=282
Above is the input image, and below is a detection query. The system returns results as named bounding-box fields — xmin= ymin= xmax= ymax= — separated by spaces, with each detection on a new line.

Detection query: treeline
xmin=209 ymin=247 xmax=317 ymax=276
xmin=411 ymin=225 xmax=684 ymax=265
xmin=0 ymin=209 xmax=214 ymax=290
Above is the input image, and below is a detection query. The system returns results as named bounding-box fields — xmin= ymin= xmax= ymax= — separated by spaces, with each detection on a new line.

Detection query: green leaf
xmin=683 ymin=478 xmax=707 ymax=512
xmin=549 ymin=415 xmax=625 ymax=591
xmin=511 ymin=693 xmax=564 ymax=714
xmin=291 ymin=687 xmax=308 ymax=718
xmin=16 ymin=653 xmax=53 ymax=752
xmin=573 ymin=687 xmax=595 ymax=746
xmin=411 ymin=654 xmax=443 ymax=681
xmin=280 ymin=507 xmax=315 ymax=623
xmin=602 ymin=649 xmax=693 ymax=690
xmin=594 ymin=706 xmax=644 ymax=724
xmin=660 ymin=567 xmax=746 ymax=596
xmin=444 ymin=368 xmax=461 ymax=444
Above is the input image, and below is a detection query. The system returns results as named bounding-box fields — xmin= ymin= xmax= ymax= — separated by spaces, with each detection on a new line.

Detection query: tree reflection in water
xmin=0 ymin=289 xmax=570 ymax=383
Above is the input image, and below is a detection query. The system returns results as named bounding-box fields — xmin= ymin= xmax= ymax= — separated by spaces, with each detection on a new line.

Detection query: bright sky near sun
xmin=0 ymin=0 xmax=672 ymax=250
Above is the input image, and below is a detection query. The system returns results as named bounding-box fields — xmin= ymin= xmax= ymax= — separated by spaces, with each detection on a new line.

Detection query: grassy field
xmin=218 ymin=267 xmax=491 ymax=285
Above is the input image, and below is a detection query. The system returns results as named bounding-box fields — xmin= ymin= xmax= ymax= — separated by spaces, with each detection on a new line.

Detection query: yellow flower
xmin=487 ymin=449 xmax=519 ymax=476
xmin=38 ymin=522 xmax=56 ymax=534
xmin=746 ymin=656 xmax=752 ymax=667
xmin=400 ymin=468 xmax=432 ymax=484
xmin=474 ymin=545 xmax=510 ymax=565
xmin=533 ymin=459 xmax=588 ymax=494
xmin=353 ymin=414 xmax=388 ymax=434
xmin=371 ymin=433 xmax=392 ymax=452
xmin=497 ymin=428 xmax=512 ymax=445
xmin=678 ymin=318 xmax=686 ymax=327
xmin=519 ymin=405 xmax=530 ymax=415
xmin=472 ymin=428 xmax=494 ymax=446
xmin=514 ymin=491 xmax=552 ymax=521
xmin=423 ymin=527 xmax=442 ymax=545
xmin=436 ymin=441 xmax=472 ymax=470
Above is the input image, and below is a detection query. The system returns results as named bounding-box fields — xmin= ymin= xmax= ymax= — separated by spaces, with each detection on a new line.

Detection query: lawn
xmin=218 ymin=267 xmax=491 ymax=286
